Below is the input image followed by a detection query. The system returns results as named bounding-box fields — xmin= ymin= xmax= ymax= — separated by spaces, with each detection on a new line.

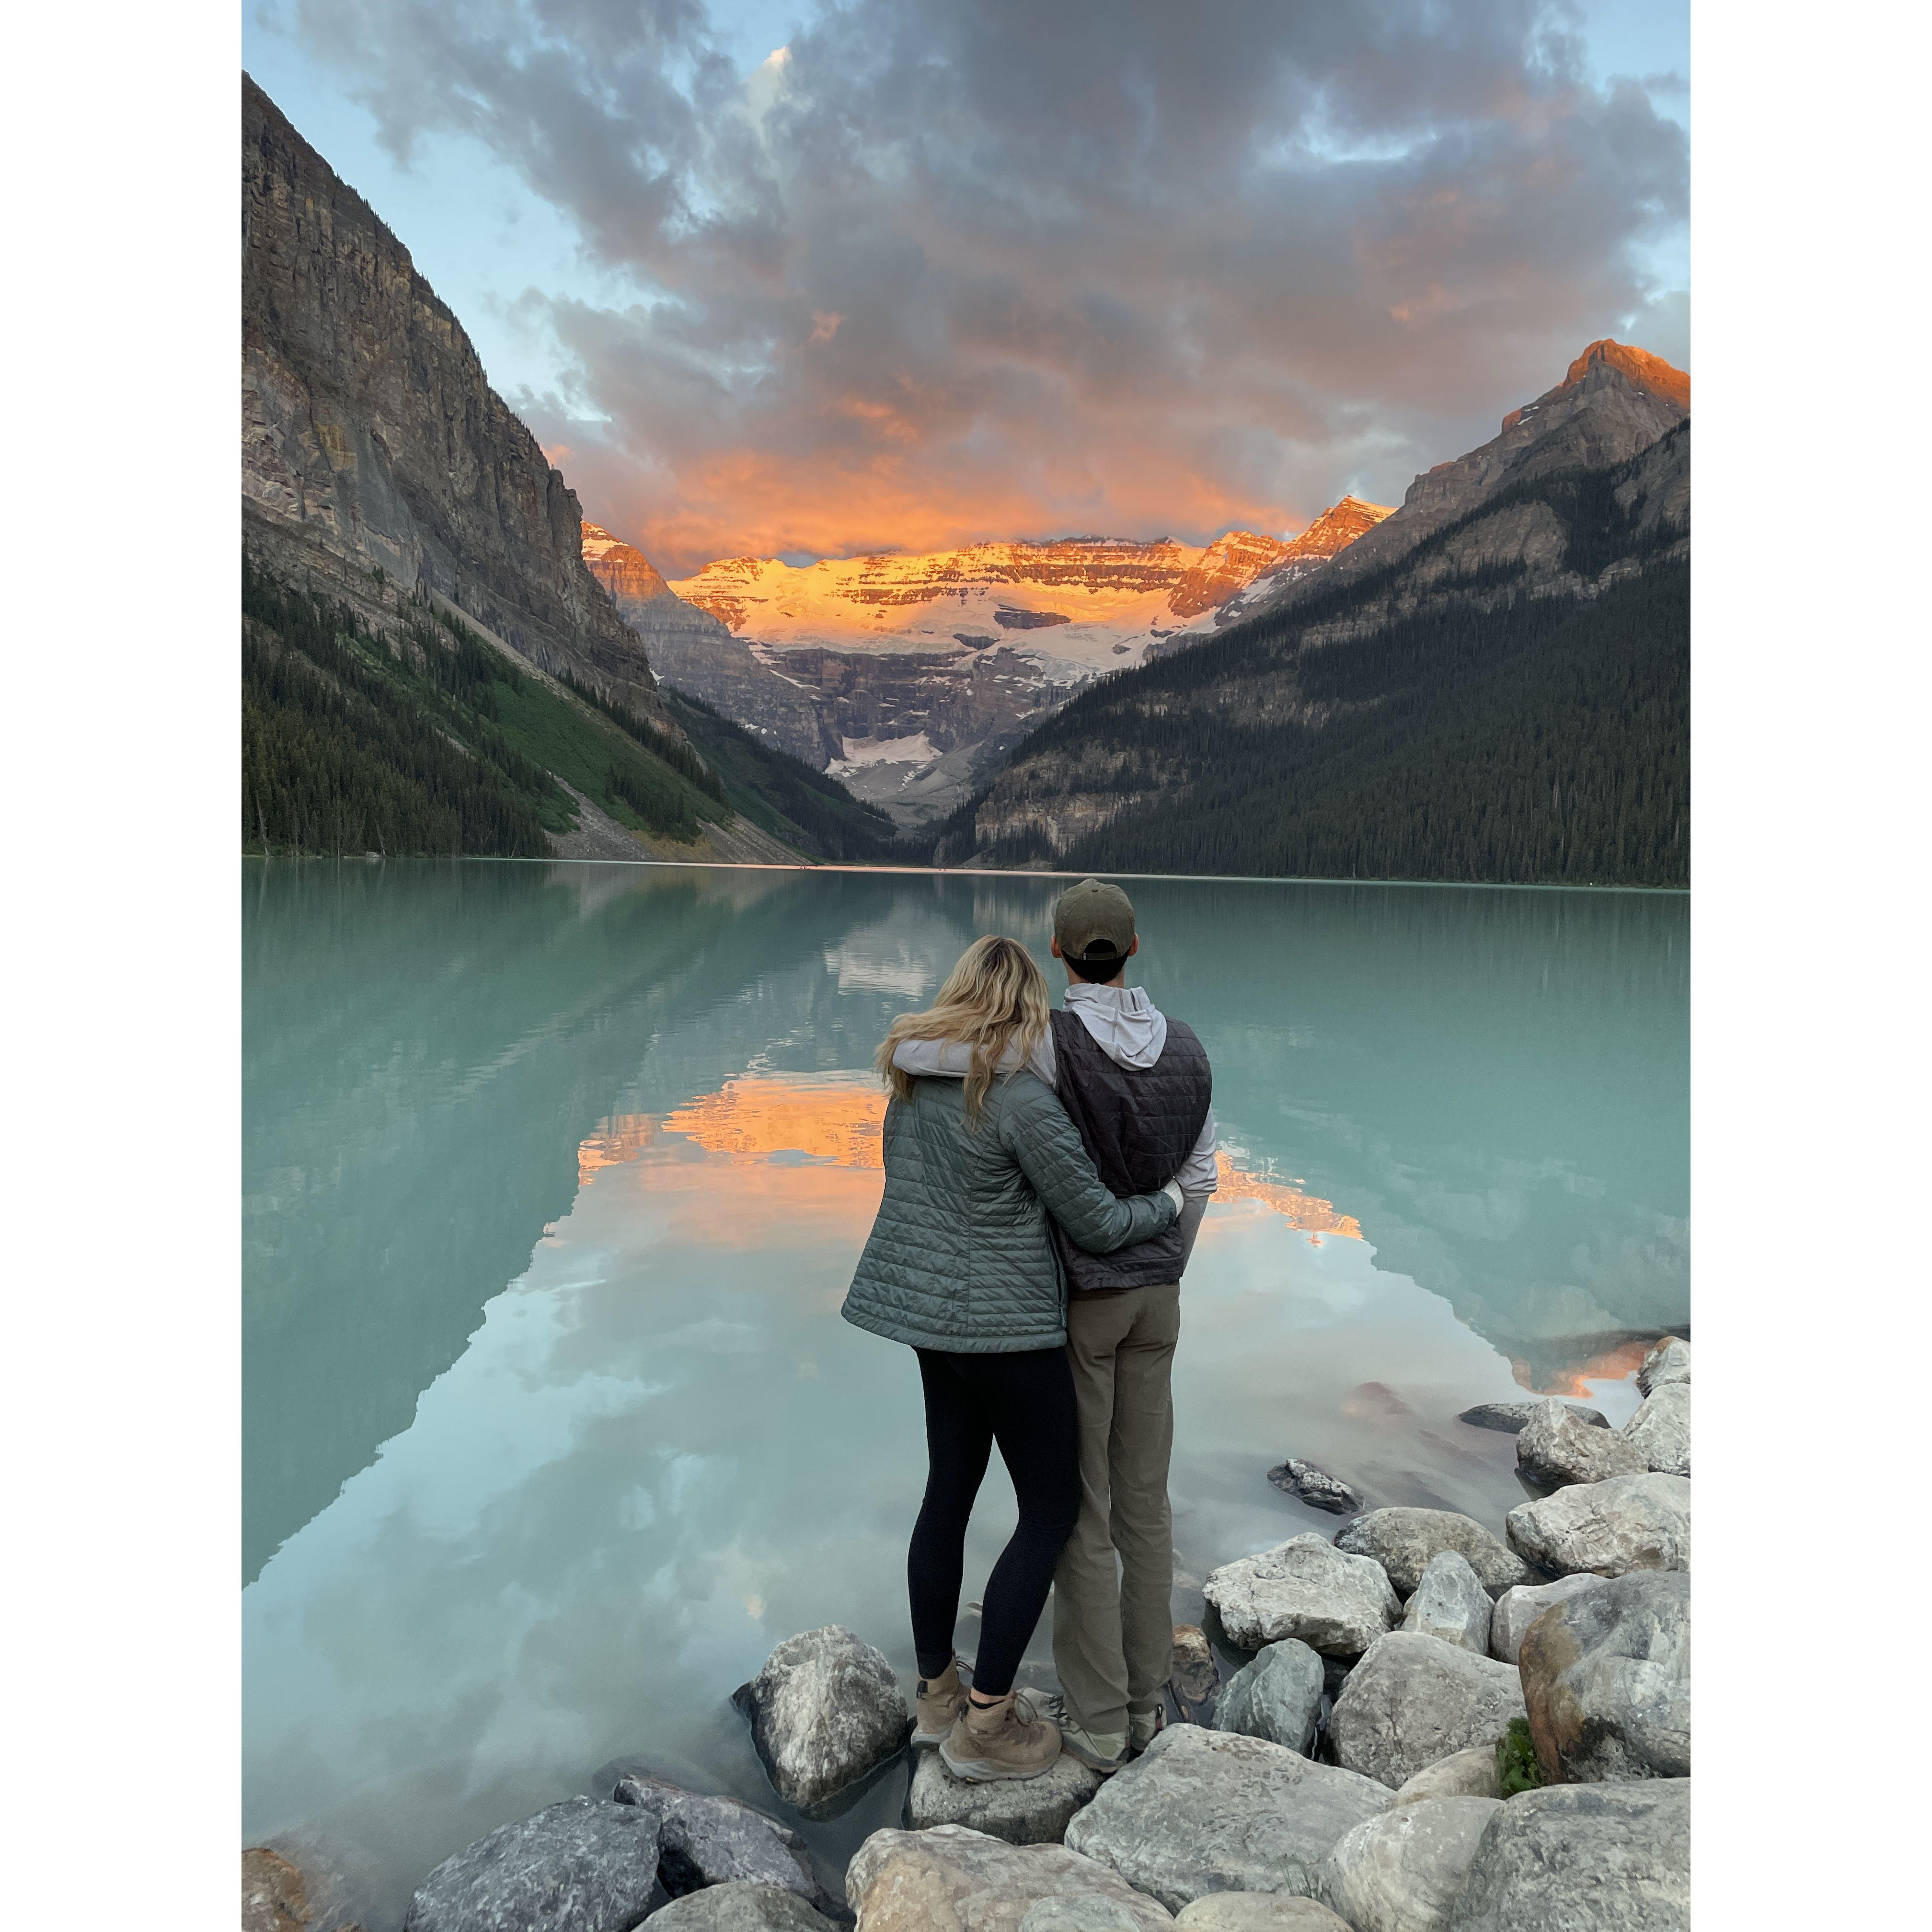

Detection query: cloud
xmin=286 ymin=0 xmax=1688 ymax=573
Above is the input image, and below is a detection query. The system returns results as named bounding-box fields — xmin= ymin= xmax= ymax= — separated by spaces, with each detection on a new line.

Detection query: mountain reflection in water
xmin=243 ymin=859 xmax=1685 ymax=1927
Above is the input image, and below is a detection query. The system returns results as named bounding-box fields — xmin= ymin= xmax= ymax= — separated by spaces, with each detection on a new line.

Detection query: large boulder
xmin=1335 ymin=1511 xmax=1529 ymax=1599
xmin=1636 ymin=1338 xmax=1690 ymax=1395
xmin=1444 ymin=1781 xmax=1690 ymax=1930
xmin=1063 ymin=1724 xmax=1390 ymax=1914
xmin=403 ymin=1798 xmax=661 ymax=1932
xmin=1622 ymin=1386 xmax=1690 ymax=1478
xmin=1518 ymin=1572 xmax=1690 ymax=1782
xmin=1267 ymin=1459 xmax=1364 ymax=1516
xmin=648 ymin=1885 xmax=841 ymax=1931
xmin=1505 ymin=1476 xmax=1690 ymax=1579
xmin=1390 ymin=1748 xmax=1500 ymax=1807
xmin=844 ymin=1824 xmax=1173 ymax=1929
xmin=1321 ymin=1797 xmax=1503 ymax=1932
xmin=1515 ymin=1402 xmax=1648 ymax=1489
xmin=611 ymin=1777 xmax=841 ymax=1919
xmin=1456 ymin=1403 xmax=1609 ymax=1436
xmin=1175 ymin=1901 xmax=1352 ymax=1928
xmin=1398 ymin=1552 xmax=1492 ymax=1655
xmin=1328 ymin=1634 xmax=1525 ymax=1791
xmin=733 ymin=1627 xmax=909 ymax=1813
xmin=1488 ymin=1576 xmax=1609 ymax=1665
xmin=1212 ymin=1638 xmax=1324 ymax=1754
xmin=1203 ymin=1534 xmax=1401 ymax=1655
xmin=905 ymin=1748 xmax=1102 ymax=1845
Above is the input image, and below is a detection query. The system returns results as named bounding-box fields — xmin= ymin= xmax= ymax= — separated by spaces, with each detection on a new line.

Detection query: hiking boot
xmin=912 ymin=1657 xmax=969 ymax=1748
xmin=1128 ymin=1702 xmax=1166 ymax=1755
xmin=939 ymin=1691 xmax=1062 ymax=1782
xmin=1056 ymin=1714 xmax=1129 ymax=1774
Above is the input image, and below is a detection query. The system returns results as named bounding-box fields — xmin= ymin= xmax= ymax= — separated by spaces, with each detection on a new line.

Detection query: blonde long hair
xmin=875 ymin=935 xmax=1050 ymax=1126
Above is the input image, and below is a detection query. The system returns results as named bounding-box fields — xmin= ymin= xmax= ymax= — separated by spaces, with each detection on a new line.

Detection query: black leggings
xmin=908 ymin=1345 xmax=1081 ymax=1698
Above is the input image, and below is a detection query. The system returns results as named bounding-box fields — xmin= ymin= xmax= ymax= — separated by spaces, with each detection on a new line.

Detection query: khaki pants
xmin=1051 ymin=1281 xmax=1180 ymax=1738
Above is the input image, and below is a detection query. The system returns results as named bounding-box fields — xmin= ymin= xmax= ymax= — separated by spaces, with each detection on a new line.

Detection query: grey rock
xmin=611 ymin=1777 xmax=841 ymax=1920
xmin=1175 ymin=1900 xmax=1352 ymax=1928
xmin=1203 ymin=1534 xmax=1402 ymax=1656
xmin=734 ymin=1626 xmax=910 ymax=1813
xmin=1398 ymin=1552 xmax=1493 ymax=1655
xmin=1636 ymin=1337 xmax=1690 ymax=1395
xmin=1321 ymin=1797 xmax=1503 ymax=1932
xmin=647 ymin=1884 xmax=841 ymax=1931
xmin=1212 ymin=1638 xmax=1325 ymax=1754
xmin=403 ymin=1797 xmax=661 ymax=1932
xmin=1267 ymin=1459 xmax=1365 ymax=1516
xmin=1456 ymin=1403 xmax=1609 ymax=1436
xmin=1328 ymin=1634 xmax=1526 ymax=1791
xmin=1505 ymin=1476 xmax=1690 ymax=1579
xmin=906 ymin=1748 xmax=1102 ymax=1845
xmin=1335 ymin=1510 xmax=1530 ymax=1599
xmin=844 ymin=1824 xmax=1174 ymax=1929
xmin=1390 ymin=1748 xmax=1501 ymax=1807
xmin=1063 ymin=1723 xmax=1390 ymax=1914
xmin=1622 ymin=1385 xmax=1690 ymax=1477
xmin=1516 ymin=1401 xmax=1649 ymax=1489
xmin=1519 ymin=1572 xmax=1690 ymax=1782
xmin=1488 ymin=1576 xmax=1610 ymax=1665
xmin=1444 ymin=1781 xmax=1690 ymax=1931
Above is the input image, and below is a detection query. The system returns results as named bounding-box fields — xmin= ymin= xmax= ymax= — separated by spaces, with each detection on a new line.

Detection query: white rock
xmin=1488 ymin=1576 xmax=1610 ymax=1664
xmin=1515 ymin=1400 xmax=1648 ymax=1488
xmin=1203 ymin=1534 xmax=1402 ymax=1656
xmin=1063 ymin=1724 xmax=1390 ymax=1914
xmin=1174 ymin=1898 xmax=1352 ymax=1928
xmin=1321 ymin=1797 xmax=1503 ymax=1932
xmin=1636 ymin=1336 xmax=1690 ymax=1394
xmin=1622 ymin=1384 xmax=1690 ymax=1477
xmin=1505 ymin=1475 xmax=1690 ymax=1579
xmin=844 ymin=1824 xmax=1173 ymax=1930
xmin=1328 ymin=1633 xmax=1525 ymax=1791
xmin=1398 ymin=1552 xmax=1492 ymax=1655
xmin=1390 ymin=1748 xmax=1501 ymax=1808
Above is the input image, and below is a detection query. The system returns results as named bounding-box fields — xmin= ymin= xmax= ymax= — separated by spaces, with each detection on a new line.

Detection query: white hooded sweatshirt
xmin=890 ymin=982 xmax=1219 ymax=1198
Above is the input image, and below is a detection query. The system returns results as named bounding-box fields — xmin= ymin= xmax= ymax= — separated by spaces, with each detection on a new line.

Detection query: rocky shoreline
xmin=245 ymin=1337 xmax=1690 ymax=1932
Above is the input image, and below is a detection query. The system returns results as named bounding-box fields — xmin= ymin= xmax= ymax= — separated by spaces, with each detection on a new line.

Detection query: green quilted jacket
xmin=844 ymin=1070 xmax=1180 ymax=1352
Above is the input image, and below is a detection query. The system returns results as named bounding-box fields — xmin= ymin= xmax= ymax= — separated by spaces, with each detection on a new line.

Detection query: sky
xmin=244 ymin=1 xmax=1688 ymax=577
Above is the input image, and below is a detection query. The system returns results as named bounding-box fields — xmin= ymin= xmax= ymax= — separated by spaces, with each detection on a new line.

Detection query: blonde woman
xmin=844 ymin=935 xmax=1183 ymax=1782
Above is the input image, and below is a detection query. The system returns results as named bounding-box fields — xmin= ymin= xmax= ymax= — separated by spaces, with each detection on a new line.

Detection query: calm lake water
xmin=242 ymin=859 xmax=1688 ymax=1924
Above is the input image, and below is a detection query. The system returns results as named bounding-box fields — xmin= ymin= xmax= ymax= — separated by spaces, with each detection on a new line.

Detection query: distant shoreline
xmin=242 ymin=852 xmax=1690 ymax=896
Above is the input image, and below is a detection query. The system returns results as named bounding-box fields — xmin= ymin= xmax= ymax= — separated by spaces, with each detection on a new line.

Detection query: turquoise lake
xmin=242 ymin=859 xmax=1688 ymax=1923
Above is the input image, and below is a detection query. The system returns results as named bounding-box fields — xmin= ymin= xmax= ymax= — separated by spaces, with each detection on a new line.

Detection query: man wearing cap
xmin=1043 ymin=878 xmax=1216 ymax=1772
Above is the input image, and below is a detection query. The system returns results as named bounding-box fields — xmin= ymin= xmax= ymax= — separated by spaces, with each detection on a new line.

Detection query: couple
xmin=843 ymin=879 xmax=1217 ymax=1782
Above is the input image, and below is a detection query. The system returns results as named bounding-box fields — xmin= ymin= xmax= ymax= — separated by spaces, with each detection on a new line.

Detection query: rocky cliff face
xmin=241 ymin=74 xmax=664 ymax=722
xmin=1240 ymin=340 xmax=1689 ymax=621
xmin=581 ymin=523 xmax=834 ymax=763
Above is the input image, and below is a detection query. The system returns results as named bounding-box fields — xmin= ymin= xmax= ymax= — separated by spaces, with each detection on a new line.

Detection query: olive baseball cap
xmin=1053 ymin=877 xmax=1137 ymax=964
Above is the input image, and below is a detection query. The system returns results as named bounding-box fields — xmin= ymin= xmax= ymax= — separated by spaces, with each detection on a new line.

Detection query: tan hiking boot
xmin=940 ymin=1690 xmax=1062 ymax=1782
xmin=912 ymin=1657 xmax=969 ymax=1748
xmin=1056 ymin=1715 xmax=1129 ymax=1774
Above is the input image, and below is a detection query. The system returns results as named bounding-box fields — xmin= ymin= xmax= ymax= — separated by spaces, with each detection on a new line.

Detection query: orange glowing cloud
xmin=1211 ymin=1151 xmax=1363 ymax=1239
xmin=1513 ymin=1335 xmax=1655 ymax=1399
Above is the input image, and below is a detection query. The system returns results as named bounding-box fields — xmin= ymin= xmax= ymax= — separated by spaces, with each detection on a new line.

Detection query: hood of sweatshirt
xmin=1062 ymin=982 xmax=1168 ymax=1069
xmin=889 ymin=983 xmax=1170 ymax=1084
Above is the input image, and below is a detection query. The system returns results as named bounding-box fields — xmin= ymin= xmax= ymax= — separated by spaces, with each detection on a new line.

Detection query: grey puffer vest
xmin=843 ymin=1070 xmax=1179 ymax=1353
xmin=1049 ymin=1009 xmax=1211 ymax=1292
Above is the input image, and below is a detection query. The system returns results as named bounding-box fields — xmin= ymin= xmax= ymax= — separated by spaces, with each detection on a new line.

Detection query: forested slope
xmin=930 ymin=429 xmax=1690 ymax=888
xmin=242 ymin=554 xmax=895 ymax=862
